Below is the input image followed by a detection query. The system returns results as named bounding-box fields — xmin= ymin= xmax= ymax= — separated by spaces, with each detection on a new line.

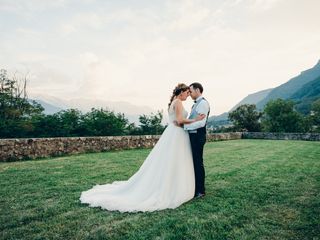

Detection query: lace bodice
xmin=168 ymin=101 xmax=188 ymax=123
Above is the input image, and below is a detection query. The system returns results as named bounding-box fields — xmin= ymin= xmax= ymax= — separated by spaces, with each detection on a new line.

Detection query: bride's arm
xmin=174 ymin=100 xmax=205 ymax=125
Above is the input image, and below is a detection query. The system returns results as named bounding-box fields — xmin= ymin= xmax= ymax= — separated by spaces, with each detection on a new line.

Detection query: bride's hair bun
xmin=168 ymin=83 xmax=189 ymax=109
xmin=173 ymin=83 xmax=189 ymax=95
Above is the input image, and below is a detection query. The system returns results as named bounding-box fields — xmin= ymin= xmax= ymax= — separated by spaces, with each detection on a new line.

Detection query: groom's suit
xmin=184 ymin=96 xmax=210 ymax=195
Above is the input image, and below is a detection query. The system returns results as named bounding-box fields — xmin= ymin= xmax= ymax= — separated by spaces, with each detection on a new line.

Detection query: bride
xmin=80 ymin=83 xmax=205 ymax=212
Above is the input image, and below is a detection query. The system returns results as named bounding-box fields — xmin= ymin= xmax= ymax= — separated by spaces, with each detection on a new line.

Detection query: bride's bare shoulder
xmin=171 ymin=99 xmax=182 ymax=108
xmin=170 ymin=99 xmax=183 ymax=113
xmin=172 ymin=98 xmax=182 ymax=105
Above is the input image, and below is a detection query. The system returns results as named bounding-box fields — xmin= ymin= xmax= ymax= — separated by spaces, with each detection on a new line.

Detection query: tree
xmin=31 ymin=109 xmax=83 ymax=137
xmin=0 ymin=68 xmax=166 ymax=138
xmin=228 ymin=104 xmax=262 ymax=132
xmin=261 ymin=99 xmax=308 ymax=133
xmin=31 ymin=113 xmax=62 ymax=137
xmin=310 ymin=99 xmax=320 ymax=132
xmin=58 ymin=109 xmax=83 ymax=136
xmin=81 ymin=108 xmax=129 ymax=136
xmin=0 ymin=69 xmax=44 ymax=138
xmin=138 ymin=111 xmax=165 ymax=135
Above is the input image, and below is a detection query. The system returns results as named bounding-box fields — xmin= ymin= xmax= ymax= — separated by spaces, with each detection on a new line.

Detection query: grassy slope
xmin=0 ymin=140 xmax=319 ymax=240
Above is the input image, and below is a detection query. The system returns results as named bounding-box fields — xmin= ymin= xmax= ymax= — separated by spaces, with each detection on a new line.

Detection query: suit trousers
xmin=189 ymin=128 xmax=206 ymax=195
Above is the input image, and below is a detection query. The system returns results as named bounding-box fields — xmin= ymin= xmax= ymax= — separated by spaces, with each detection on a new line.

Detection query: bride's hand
xmin=195 ymin=114 xmax=206 ymax=121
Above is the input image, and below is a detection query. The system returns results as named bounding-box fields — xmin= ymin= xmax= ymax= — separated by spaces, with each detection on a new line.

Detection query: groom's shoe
xmin=194 ymin=193 xmax=205 ymax=198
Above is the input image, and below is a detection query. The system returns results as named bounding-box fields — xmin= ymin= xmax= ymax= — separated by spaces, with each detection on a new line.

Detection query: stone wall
xmin=0 ymin=136 xmax=160 ymax=162
xmin=242 ymin=132 xmax=320 ymax=141
xmin=2 ymin=132 xmax=319 ymax=162
xmin=0 ymin=133 xmax=241 ymax=162
xmin=207 ymin=132 xmax=242 ymax=141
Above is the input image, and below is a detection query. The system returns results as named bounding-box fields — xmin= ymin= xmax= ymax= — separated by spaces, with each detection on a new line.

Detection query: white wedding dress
xmin=80 ymin=102 xmax=195 ymax=212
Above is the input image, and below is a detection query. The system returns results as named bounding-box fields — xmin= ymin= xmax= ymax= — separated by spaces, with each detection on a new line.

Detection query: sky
xmin=1 ymin=0 xmax=320 ymax=115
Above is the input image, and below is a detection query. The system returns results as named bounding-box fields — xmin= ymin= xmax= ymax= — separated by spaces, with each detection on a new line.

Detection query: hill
xmin=230 ymin=88 xmax=273 ymax=112
xmin=256 ymin=60 xmax=320 ymax=109
xmin=289 ymin=75 xmax=320 ymax=113
xmin=208 ymin=60 xmax=320 ymax=129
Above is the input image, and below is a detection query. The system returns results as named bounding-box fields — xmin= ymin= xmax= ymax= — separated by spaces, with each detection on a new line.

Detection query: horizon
xmin=1 ymin=0 xmax=320 ymax=115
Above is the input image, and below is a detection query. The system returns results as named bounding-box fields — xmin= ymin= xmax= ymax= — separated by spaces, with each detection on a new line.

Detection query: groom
xmin=184 ymin=83 xmax=210 ymax=198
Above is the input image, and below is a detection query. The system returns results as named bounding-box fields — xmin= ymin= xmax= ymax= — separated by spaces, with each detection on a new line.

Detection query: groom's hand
xmin=173 ymin=120 xmax=183 ymax=128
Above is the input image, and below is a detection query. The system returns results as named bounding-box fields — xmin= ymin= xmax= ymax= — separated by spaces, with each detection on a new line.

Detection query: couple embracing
xmin=80 ymin=83 xmax=210 ymax=212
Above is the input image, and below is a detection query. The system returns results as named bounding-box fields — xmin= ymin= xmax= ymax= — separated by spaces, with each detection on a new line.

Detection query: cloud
xmin=25 ymin=66 xmax=75 ymax=98
xmin=165 ymin=0 xmax=211 ymax=31
xmin=53 ymin=1 xmax=320 ymax=111
xmin=77 ymin=52 xmax=133 ymax=99
xmin=231 ymin=0 xmax=283 ymax=10
xmin=1 ymin=0 xmax=320 ymax=114
xmin=59 ymin=12 xmax=104 ymax=35
xmin=252 ymin=0 xmax=283 ymax=10
xmin=0 ymin=0 xmax=68 ymax=15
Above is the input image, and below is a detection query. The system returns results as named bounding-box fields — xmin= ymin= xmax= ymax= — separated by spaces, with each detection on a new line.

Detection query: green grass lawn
xmin=0 ymin=139 xmax=319 ymax=240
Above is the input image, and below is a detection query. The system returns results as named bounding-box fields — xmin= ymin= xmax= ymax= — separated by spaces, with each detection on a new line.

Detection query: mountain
xmin=32 ymin=99 xmax=63 ymax=114
xmin=207 ymin=89 xmax=273 ymax=127
xmin=31 ymin=94 xmax=158 ymax=125
xmin=208 ymin=112 xmax=228 ymax=122
xmin=230 ymin=88 xmax=273 ymax=111
xmin=32 ymin=94 xmax=70 ymax=109
xmin=207 ymin=112 xmax=230 ymax=129
xmin=208 ymin=60 xmax=320 ymax=128
xmin=65 ymin=98 xmax=155 ymax=116
xmin=290 ymin=75 xmax=320 ymax=100
xmin=256 ymin=60 xmax=320 ymax=109
xmin=66 ymin=98 xmax=159 ymax=125
xmin=289 ymin=75 xmax=320 ymax=114
xmin=30 ymin=59 xmax=320 ymax=128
